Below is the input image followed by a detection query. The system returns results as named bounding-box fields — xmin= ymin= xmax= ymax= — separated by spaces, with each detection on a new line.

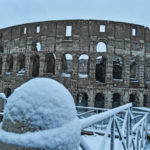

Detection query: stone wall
xmin=0 ymin=20 xmax=150 ymax=108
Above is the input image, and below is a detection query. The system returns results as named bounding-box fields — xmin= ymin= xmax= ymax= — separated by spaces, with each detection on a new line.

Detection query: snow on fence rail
xmin=79 ymin=103 xmax=148 ymax=150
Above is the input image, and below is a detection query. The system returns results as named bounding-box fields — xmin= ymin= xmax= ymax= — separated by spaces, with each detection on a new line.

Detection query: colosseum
xmin=0 ymin=19 xmax=150 ymax=108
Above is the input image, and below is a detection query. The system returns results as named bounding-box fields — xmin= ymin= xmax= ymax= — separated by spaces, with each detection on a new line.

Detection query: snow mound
xmin=1 ymin=78 xmax=81 ymax=149
xmin=3 ymin=78 xmax=78 ymax=130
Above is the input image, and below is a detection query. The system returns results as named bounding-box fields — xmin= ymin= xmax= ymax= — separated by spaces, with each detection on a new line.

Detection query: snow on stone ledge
xmin=1 ymin=78 xmax=81 ymax=149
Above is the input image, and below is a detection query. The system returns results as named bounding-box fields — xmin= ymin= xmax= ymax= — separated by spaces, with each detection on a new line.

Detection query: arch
xmin=113 ymin=56 xmax=123 ymax=79
xmin=0 ymin=57 xmax=2 ymax=75
xmin=143 ymin=94 xmax=147 ymax=107
xmin=0 ymin=45 xmax=3 ymax=53
xmin=17 ymin=54 xmax=25 ymax=74
xmin=95 ymin=56 xmax=106 ymax=83
xmin=96 ymin=42 xmax=107 ymax=52
xmin=130 ymin=59 xmax=136 ymax=79
xmin=4 ymin=88 xmax=11 ymax=98
xmin=77 ymin=92 xmax=88 ymax=107
xmin=112 ymin=93 xmax=121 ymax=108
xmin=145 ymin=59 xmax=150 ymax=81
xmin=78 ymin=54 xmax=89 ymax=78
xmin=129 ymin=93 xmax=137 ymax=107
xmin=45 ymin=53 xmax=55 ymax=74
xmin=31 ymin=55 xmax=40 ymax=77
xmin=6 ymin=55 xmax=13 ymax=73
xmin=94 ymin=93 xmax=104 ymax=108
xmin=32 ymin=41 xmax=41 ymax=51
xmin=62 ymin=53 xmax=73 ymax=76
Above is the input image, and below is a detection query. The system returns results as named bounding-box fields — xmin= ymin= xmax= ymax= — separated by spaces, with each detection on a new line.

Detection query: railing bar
xmin=80 ymin=103 xmax=132 ymax=129
xmin=77 ymin=110 xmax=95 ymax=116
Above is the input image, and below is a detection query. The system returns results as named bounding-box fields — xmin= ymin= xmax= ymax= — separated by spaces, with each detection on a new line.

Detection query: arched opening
xmin=113 ymin=56 xmax=123 ymax=80
xmin=77 ymin=92 xmax=88 ymax=107
xmin=129 ymin=94 xmax=137 ymax=107
xmin=144 ymin=95 xmax=147 ymax=107
xmin=78 ymin=54 xmax=89 ymax=78
xmin=17 ymin=54 xmax=25 ymax=74
xmin=94 ymin=93 xmax=104 ymax=108
xmin=6 ymin=55 xmax=13 ymax=73
xmin=4 ymin=88 xmax=11 ymax=98
xmin=145 ymin=59 xmax=150 ymax=82
xmin=0 ymin=45 xmax=3 ymax=53
xmin=31 ymin=55 xmax=40 ymax=77
xmin=112 ymin=93 xmax=121 ymax=108
xmin=62 ymin=53 xmax=73 ymax=77
xmin=32 ymin=42 xmax=41 ymax=51
xmin=130 ymin=59 xmax=136 ymax=80
xmin=96 ymin=42 xmax=107 ymax=52
xmin=45 ymin=53 xmax=55 ymax=74
xmin=0 ymin=57 xmax=2 ymax=75
xmin=96 ymin=56 xmax=106 ymax=83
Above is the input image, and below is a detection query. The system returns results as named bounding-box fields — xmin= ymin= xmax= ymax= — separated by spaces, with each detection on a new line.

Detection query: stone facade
xmin=0 ymin=19 xmax=150 ymax=108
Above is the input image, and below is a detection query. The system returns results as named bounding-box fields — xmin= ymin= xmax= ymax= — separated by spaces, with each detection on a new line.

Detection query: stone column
xmin=39 ymin=53 xmax=45 ymax=76
xmin=12 ymin=54 xmax=18 ymax=76
xmin=2 ymin=55 xmax=7 ymax=76
xmin=25 ymin=53 xmax=31 ymax=78
xmin=138 ymin=91 xmax=144 ymax=106
xmin=123 ymin=90 xmax=129 ymax=104
xmin=71 ymin=54 xmax=78 ymax=80
xmin=123 ymin=56 xmax=130 ymax=87
xmin=105 ymin=90 xmax=112 ymax=108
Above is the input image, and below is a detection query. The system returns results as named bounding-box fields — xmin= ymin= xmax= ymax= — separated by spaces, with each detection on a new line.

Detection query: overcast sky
xmin=0 ymin=0 xmax=150 ymax=29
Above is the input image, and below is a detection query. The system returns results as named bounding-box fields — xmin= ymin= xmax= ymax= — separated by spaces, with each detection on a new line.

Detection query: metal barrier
xmin=78 ymin=103 xmax=149 ymax=150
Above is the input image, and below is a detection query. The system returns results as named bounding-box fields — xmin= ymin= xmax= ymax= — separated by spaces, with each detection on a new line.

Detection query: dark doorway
xmin=112 ymin=93 xmax=121 ymax=108
xmin=95 ymin=93 xmax=104 ymax=108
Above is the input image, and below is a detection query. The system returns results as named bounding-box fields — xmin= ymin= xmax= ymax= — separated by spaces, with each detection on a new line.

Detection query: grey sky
xmin=0 ymin=0 xmax=150 ymax=29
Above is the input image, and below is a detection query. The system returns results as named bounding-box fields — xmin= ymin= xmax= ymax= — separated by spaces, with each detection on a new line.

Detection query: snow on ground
xmin=81 ymin=134 xmax=150 ymax=150
xmin=0 ymin=78 xmax=81 ymax=149
xmin=144 ymin=143 xmax=150 ymax=150
xmin=80 ymin=134 xmax=124 ymax=150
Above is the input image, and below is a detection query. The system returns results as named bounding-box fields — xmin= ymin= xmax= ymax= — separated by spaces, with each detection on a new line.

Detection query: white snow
xmin=0 ymin=93 xmax=6 ymax=100
xmin=80 ymin=134 xmax=124 ymax=150
xmin=65 ymin=53 xmax=73 ymax=60
xmin=62 ymin=72 xmax=71 ymax=77
xmin=36 ymin=42 xmax=41 ymax=51
xmin=1 ymin=78 xmax=81 ymax=149
xmin=79 ymin=54 xmax=89 ymax=60
xmin=5 ymin=72 xmax=12 ymax=75
xmin=0 ymin=119 xmax=81 ymax=149
xmin=96 ymin=42 xmax=107 ymax=52
xmin=134 ymin=107 xmax=150 ymax=112
xmin=17 ymin=68 xmax=25 ymax=76
xmin=78 ymin=73 xmax=88 ymax=78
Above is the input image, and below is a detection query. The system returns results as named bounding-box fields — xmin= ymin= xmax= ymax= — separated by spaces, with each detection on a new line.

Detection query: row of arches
xmin=0 ymin=52 xmax=149 ymax=82
xmin=76 ymin=92 xmax=144 ymax=108
xmin=1 ymin=53 xmax=55 ymax=77
xmin=3 ymin=88 xmax=150 ymax=108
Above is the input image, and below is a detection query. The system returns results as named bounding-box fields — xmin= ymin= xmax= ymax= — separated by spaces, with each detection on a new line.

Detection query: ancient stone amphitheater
xmin=0 ymin=19 xmax=150 ymax=108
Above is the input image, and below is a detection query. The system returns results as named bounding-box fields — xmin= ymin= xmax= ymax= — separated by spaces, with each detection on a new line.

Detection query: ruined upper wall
xmin=0 ymin=19 xmax=150 ymax=53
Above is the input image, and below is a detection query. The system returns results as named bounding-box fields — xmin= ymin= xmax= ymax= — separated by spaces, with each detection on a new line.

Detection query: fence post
xmin=126 ymin=109 xmax=132 ymax=150
xmin=111 ymin=117 xmax=115 ymax=150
